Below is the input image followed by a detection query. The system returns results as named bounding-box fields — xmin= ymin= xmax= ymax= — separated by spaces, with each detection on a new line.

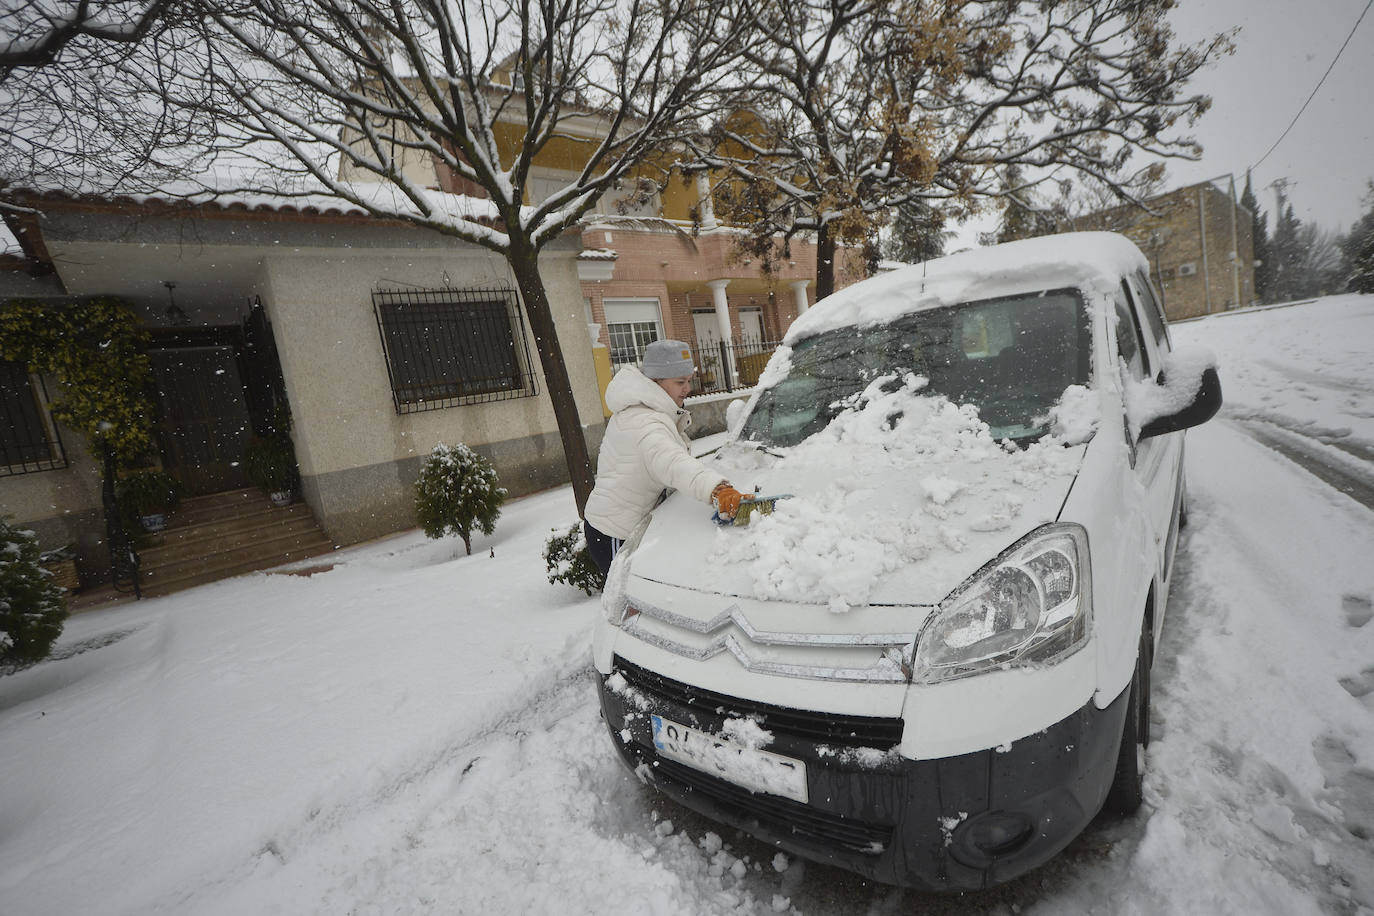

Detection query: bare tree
xmin=2 ymin=0 xmax=759 ymax=515
xmin=993 ymin=164 xmax=1171 ymax=243
xmin=697 ymin=0 xmax=1232 ymax=298
xmin=0 ymin=0 xmax=167 ymax=75
xmin=1293 ymin=223 xmax=1343 ymax=297
xmin=0 ymin=1 xmax=215 ymax=212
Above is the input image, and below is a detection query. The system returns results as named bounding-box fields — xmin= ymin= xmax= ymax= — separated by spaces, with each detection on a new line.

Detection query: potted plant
xmin=243 ymin=432 xmax=299 ymax=506
xmin=117 ymin=468 xmax=184 ymax=532
xmin=700 ymin=352 xmax=720 ymax=389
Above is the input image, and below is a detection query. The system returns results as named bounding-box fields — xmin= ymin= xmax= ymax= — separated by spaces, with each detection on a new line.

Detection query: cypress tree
xmin=1241 ymin=172 xmax=1271 ymax=303
xmin=1342 ymin=183 xmax=1374 ymax=294
xmin=1269 ymin=199 xmax=1305 ymax=304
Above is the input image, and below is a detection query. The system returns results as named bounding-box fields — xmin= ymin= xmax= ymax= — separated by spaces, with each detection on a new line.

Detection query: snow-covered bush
xmin=543 ymin=523 xmax=603 ymax=595
xmin=414 ymin=443 xmax=507 ymax=555
xmin=1 ymin=517 xmax=68 ymax=664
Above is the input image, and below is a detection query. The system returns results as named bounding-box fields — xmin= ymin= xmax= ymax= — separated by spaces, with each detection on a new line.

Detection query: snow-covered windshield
xmin=741 ymin=289 xmax=1091 ymax=446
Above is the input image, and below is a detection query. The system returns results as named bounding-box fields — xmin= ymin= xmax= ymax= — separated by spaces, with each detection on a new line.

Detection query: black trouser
xmin=583 ymin=520 xmax=623 ymax=578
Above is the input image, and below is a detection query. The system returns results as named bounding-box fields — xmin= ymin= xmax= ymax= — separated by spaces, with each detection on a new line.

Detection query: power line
xmin=1251 ymin=0 xmax=1374 ymax=171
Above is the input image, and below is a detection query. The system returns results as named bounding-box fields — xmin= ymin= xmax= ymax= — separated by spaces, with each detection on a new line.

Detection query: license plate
xmin=651 ymin=714 xmax=809 ymax=803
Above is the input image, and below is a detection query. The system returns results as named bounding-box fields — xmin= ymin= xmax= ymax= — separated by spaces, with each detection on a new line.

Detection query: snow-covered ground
xmin=2 ymin=294 xmax=1373 ymax=915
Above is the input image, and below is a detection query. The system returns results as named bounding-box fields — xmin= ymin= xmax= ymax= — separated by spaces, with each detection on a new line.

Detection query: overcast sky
xmin=950 ymin=0 xmax=1374 ymax=248
xmin=1166 ymin=0 xmax=1374 ymax=234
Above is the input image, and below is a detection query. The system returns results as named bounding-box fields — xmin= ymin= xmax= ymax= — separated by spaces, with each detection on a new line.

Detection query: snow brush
xmin=711 ymin=493 xmax=793 ymax=527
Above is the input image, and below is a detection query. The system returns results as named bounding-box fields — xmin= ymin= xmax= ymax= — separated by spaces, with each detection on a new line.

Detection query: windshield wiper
xmin=739 ymin=439 xmax=784 ymax=458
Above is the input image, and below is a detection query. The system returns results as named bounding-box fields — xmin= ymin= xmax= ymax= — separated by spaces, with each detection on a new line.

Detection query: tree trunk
xmin=506 ymin=237 xmax=596 ymax=517
xmin=816 ymin=222 xmax=836 ymax=302
xmin=101 ymin=443 xmax=141 ymax=598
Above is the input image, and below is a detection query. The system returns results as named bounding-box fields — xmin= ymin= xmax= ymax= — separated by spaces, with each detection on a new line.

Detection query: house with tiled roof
xmin=2 ymin=186 xmax=600 ymax=597
xmin=2 ymin=113 xmax=866 ymax=600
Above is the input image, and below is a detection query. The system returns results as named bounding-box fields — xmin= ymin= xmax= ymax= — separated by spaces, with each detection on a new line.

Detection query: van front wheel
xmin=1104 ymin=622 xmax=1151 ymax=816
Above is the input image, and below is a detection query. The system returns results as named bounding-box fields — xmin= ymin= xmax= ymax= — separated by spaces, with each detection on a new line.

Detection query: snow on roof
xmin=577 ymin=247 xmax=618 ymax=261
xmin=788 ymin=232 xmax=1149 ymax=344
xmin=3 ymin=179 xmax=504 ymax=225
xmin=583 ymin=214 xmax=686 ymax=233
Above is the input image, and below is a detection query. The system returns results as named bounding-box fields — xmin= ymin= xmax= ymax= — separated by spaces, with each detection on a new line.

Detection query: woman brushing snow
xmin=583 ymin=339 xmax=747 ymax=578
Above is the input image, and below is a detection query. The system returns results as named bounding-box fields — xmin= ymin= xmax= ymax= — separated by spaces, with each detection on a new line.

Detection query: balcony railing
xmin=690 ymin=335 xmax=781 ymax=396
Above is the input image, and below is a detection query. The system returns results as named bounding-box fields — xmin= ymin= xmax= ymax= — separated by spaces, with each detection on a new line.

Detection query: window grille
xmin=372 ymin=287 xmax=538 ymax=414
xmin=607 ymin=320 xmax=660 ymax=373
xmin=1 ymin=360 xmax=68 ymax=475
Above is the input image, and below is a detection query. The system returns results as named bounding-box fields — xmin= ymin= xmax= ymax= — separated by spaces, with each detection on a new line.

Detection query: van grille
xmin=614 ymin=656 xmax=903 ymax=750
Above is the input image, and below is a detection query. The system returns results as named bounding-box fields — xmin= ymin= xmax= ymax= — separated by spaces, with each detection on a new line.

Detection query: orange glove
xmin=712 ymin=483 xmax=749 ymax=518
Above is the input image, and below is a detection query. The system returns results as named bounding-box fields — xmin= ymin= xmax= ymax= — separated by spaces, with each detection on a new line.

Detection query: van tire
xmin=1104 ymin=623 xmax=1151 ymax=816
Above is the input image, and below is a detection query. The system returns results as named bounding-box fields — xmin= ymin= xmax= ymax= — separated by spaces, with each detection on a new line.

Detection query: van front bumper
xmin=599 ymin=657 xmax=1129 ymax=892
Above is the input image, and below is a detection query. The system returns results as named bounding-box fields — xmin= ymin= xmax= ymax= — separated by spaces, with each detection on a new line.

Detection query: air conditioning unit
xmin=1177 ymin=262 xmax=1198 ymax=277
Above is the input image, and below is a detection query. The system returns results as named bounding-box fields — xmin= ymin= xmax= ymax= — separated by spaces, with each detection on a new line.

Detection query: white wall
xmin=261 ymin=245 xmax=600 ymax=473
xmin=260 ymin=242 xmax=603 ymax=542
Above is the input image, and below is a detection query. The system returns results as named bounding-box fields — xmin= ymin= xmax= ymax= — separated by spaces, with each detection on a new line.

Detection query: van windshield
xmin=739 ymin=289 xmax=1091 ymax=448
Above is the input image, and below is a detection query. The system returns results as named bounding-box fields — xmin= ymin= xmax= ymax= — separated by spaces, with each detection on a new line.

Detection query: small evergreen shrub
xmin=414 ymin=443 xmax=507 ymax=555
xmin=1 ymin=517 xmax=69 ymax=664
xmin=543 ymin=523 xmax=603 ymax=595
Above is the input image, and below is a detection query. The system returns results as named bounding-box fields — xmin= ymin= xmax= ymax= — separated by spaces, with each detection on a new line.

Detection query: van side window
xmin=1114 ymin=293 xmax=1148 ymax=380
xmin=1132 ymin=270 xmax=1170 ymax=350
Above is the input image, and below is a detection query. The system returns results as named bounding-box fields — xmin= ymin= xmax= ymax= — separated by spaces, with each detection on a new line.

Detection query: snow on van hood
xmin=629 ymin=380 xmax=1090 ymax=608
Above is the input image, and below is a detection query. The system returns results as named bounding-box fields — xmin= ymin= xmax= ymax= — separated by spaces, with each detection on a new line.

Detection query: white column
xmin=790 ymin=280 xmax=810 ymax=317
xmin=695 ymin=173 xmax=718 ymax=231
xmin=707 ymin=279 xmax=737 ymax=384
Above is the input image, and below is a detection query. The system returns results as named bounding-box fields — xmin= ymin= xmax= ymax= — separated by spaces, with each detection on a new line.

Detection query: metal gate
xmin=149 ymin=346 xmax=252 ymax=496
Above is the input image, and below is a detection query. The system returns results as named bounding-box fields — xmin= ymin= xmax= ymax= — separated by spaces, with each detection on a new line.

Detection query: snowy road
xmin=2 ymin=295 xmax=1372 ymax=915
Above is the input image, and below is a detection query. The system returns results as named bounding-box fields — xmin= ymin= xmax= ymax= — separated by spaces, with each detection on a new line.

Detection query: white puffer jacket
xmin=584 ymin=367 xmax=725 ymax=539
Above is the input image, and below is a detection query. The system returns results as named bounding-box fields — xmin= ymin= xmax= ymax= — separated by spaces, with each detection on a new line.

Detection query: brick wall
xmin=1080 ymin=181 xmax=1256 ymax=320
xmin=580 ymin=222 xmax=859 ymax=349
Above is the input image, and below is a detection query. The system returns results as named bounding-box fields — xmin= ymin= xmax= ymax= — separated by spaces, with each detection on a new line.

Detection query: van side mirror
xmin=1139 ymin=365 xmax=1222 ymax=440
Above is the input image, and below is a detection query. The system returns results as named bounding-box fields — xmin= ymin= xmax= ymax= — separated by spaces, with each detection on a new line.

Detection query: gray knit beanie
xmin=641 ymin=339 xmax=696 ymax=378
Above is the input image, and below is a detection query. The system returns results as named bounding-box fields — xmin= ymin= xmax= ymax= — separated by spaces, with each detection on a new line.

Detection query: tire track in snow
xmin=1232 ymin=419 xmax=1374 ymax=514
xmin=1222 ymin=406 xmax=1374 ymax=463
xmin=1255 ymin=358 xmax=1370 ymax=397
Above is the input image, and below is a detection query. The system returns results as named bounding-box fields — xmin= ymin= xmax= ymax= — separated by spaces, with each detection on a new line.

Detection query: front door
xmin=739 ymin=307 xmax=765 ymax=348
xmin=150 ymin=346 xmax=252 ymax=495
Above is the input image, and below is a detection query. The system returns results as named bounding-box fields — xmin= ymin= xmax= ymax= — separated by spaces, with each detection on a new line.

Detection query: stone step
xmin=139 ymin=529 xmax=338 ymax=596
xmin=140 ymin=503 xmax=315 ymax=550
xmin=163 ymin=495 xmax=284 ymax=529
xmin=178 ymin=487 xmax=262 ymax=512
xmin=139 ymin=510 xmax=323 ymax=566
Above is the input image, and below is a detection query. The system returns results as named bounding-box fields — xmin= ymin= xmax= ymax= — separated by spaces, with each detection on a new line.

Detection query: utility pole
xmin=1227 ymin=174 xmax=1240 ymax=309
xmin=1267 ymin=177 xmax=1291 ymax=215
xmin=1266 ymin=178 xmax=1292 ymax=300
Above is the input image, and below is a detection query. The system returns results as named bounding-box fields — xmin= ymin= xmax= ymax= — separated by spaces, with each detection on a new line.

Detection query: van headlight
xmin=913 ymin=524 xmax=1091 ymax=683
xmin=602 ymin=514 xmax=653 ymax=624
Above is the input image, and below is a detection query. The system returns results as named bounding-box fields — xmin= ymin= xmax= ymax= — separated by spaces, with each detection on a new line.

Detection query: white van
xmin=592 ymin=232 xmax=1221 ymax=891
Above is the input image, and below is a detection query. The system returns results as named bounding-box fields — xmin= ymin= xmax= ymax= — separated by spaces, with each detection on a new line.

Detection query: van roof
xmin=787 ymin=232 xmax=1148 ymax=345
